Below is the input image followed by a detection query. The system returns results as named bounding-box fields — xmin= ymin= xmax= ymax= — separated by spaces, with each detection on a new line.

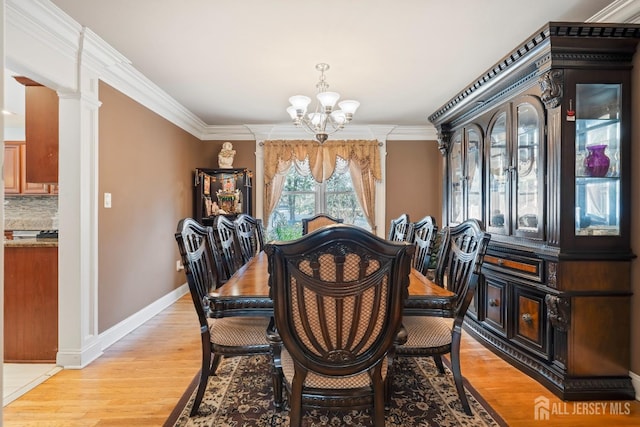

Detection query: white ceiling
xmin=33 ymin=1 xmax=620 ymax=133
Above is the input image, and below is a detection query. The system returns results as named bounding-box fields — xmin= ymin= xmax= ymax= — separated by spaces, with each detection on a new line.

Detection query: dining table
xmin=207 ymin=251 xmax=455 ymax=319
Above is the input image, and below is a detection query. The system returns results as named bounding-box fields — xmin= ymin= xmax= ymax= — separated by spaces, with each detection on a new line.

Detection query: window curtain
xmin=263 ymin=139 xmax=382 ymax=230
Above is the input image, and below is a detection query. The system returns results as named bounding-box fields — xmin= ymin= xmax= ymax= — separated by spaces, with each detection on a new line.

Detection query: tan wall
xmin=97 ymin=82 xmax=205 ymax=332
xmin=630 ymin=47 xmax=640 ymax=376
xmin=97 ymin=82 xmax=258 ymax=332
xmin=385 ymin=140 xmax=443 ymax=236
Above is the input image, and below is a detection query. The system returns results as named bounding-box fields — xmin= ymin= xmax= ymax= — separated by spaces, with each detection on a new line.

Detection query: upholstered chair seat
xmin=280 ymin=349 xmax=389 ymax=390
xmin=208 ymin=317 xmax=271 ymax=348
xmin=400 ymin=317 xmax=454 ymax=351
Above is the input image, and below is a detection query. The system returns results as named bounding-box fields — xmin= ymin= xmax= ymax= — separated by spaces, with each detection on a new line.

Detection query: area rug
xmin=165 ymin=354 xmax=506 ymax=427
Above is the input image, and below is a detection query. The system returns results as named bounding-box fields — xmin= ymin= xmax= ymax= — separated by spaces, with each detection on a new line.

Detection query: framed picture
xmin=203 ymin=175 xmax=210 ymax=195
xmin=221 ymin=174 xmax=236 ymax=192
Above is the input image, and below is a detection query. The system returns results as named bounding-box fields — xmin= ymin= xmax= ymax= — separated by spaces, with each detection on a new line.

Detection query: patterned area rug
xmin=165 ymin=354 xmax=506 ymax=427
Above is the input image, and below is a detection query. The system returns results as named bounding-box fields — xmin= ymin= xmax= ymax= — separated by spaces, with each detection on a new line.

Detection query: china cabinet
xmin=430 ymin=22 xmax=640 ymax=400
xmin=193 ymin=168 xmax=252 ymax=226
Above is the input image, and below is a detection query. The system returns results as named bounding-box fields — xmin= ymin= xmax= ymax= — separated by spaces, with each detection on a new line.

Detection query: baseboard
xmin=630 ymin=370 xmax=640 ymax=401
xmin=56 ymin=339 xmax=103 ymax=369
xmin=98 ymin=284 xmax=189 ymax=352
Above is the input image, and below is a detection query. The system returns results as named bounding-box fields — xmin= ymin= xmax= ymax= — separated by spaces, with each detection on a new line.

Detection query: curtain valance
xmin=263 ymin=139 xmax=382 ymax=185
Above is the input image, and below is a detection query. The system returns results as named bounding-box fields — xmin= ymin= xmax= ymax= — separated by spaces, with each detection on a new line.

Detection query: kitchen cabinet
xmin=14 ymin=76 xmax=59 ymax=184
xmin=430 ymin=22 xmax=639 ymax=400
xmin=4 ymin=143 xmax=21 ymax=194
xmin=3 ymin=141 xmax=55 ymax=195
xmin=4 ymin=244 xmax=58 ymax=362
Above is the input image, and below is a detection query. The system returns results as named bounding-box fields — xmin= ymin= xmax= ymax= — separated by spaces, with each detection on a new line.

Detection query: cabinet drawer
xmin=482 ymin=278 xmax=507 ymax=336
xmin=511 ymin=286 xmax=548 ymax=358
xmin=483 ymin=251 xmax=544 ymax=283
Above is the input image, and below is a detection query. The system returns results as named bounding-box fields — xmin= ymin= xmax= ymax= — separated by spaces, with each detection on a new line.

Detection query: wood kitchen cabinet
xmin=3 ymin=141 xmax=53 ymax=195
xmin=4 ymin=143 xmax=21 ymax=194
xmin=430 ymin=22 xmax=639 ymax=400
xmin=4 ymin=245 xmax=58 ymax=362
xmin=14 ymin=76 xmax=59 ymax=184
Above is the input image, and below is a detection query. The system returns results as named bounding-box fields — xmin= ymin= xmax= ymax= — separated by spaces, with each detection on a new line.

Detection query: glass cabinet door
xmin=449 ymin=126 xmax=483 ymax=225
xmin=574 ymin=83 xmax=621 ymax=236
xmin=466 ymin=127 xmax=482 ymax=221
xmin=449 ymin=132 xmax=463 ymax=224
xmin=514 ymin=99 xmax=543 ymax=238
xmin=488 ymin=111 xmax=508 ymax=233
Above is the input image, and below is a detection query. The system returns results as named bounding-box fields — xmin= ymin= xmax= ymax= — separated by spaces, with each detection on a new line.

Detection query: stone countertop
xmin=4 ymin=238 xmax=58 ymax=248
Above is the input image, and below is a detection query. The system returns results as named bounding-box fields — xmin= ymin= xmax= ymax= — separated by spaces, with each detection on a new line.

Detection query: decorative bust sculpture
xmin=218 ymin=141 xmax=236 ymax=168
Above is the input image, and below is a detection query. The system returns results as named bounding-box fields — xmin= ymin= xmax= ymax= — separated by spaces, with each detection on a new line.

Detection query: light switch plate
xmin=104 ymin=192 xmax=112 ymax=208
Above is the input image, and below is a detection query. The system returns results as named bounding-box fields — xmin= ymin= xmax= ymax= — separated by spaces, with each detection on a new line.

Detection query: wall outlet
xmin=104 ymin=192 xmax=112 ymax=208
xmin=176 ymin=260 xmax=184 ymax=271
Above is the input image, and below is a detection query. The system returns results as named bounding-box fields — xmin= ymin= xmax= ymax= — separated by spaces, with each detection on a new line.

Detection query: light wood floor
xmin=4 ymin=295 xmax=639 ymax=426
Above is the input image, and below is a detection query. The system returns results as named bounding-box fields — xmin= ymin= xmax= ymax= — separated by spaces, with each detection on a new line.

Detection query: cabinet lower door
xmin=483 ymin=277 xmax=507 ymax=336
xmin=511 ymin=286 xmax=549 ymax=359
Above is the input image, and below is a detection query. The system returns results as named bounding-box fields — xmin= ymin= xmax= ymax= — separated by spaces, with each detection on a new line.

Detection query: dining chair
xmin=174 ymin=218 xmax=271 ymax=416
xmin=388 ymin=213 xmax=412 ymax=242
xmin=265 ymin=224 xmax=414 ymax=427
xmin=410 ymin=215 xmax=438 ymax=276
xmin=301 ymin=213 xmax=344 ymax=235
xmin=397 ymin=218 xmax=490 ymax=415
xmin=215 ymin=215 xmax=244 ymax=280
xmin=233 ymin=214 xmax=265 ymax=264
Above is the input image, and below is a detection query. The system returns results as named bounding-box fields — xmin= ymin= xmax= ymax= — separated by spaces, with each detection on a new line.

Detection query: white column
xmin=56 ymin=78 xmax=102 ymax=368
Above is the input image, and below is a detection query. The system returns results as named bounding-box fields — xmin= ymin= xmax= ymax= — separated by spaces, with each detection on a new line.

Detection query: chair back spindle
xmin=175 ymin=218 xmax=218 ymax=323
xmin=215 ymin=215 xmax=243 ymax=279
xmin=388 ymin=213 xmax=412 ymax=242
xmin=410 ymin=215 xmax=438 ymax=276
xmin=234 ymin=214 xmax=265 ymax=264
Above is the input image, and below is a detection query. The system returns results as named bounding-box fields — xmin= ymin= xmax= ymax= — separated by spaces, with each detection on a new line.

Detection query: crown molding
xmin=7 ymin=0 xmax=80 ymax=62
xmin=6 ymin=0 xmax=80 ymax=87
xmin=235 ymin=124 xmax=436 ymax=142
xmin=99 ymin=59 xmax=207 ymax=138
xmin=80 ymin=28 xmax=131 ymax=76
xmin=386 ymin=125 xmax=438 ymax=141
xmin=588 ymin=0 xmax=640 ymax=23
xmin=200 ymin=125 xmax=256 ymax=141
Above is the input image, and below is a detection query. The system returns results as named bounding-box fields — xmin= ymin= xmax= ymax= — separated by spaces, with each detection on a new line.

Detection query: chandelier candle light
xmin=286 ymin=63 xmax=360 ymax=144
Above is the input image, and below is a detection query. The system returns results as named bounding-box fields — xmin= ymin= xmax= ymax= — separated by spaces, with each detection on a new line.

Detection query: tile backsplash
xmin=4 ymin=196 xmax=58 ymax=230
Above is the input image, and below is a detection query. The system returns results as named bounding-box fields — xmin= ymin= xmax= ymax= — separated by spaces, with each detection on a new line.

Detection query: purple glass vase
xmin=584 ymin=144 xmax=610 ymax=177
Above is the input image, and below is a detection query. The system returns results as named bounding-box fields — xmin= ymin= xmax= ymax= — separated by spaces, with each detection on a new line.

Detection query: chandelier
xmin=286 ymin=63 xmax=360 ymax=144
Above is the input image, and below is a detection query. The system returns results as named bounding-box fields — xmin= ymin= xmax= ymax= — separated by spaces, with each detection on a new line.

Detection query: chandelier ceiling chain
xmin=286 ymin=63 xmax=360 ymax=144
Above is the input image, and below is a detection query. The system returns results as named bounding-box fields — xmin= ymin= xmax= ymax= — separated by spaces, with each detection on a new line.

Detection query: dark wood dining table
xmin=207 ymin=251 xmax=455 ymax=318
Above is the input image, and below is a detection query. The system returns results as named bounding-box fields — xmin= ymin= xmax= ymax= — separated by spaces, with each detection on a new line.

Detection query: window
xmin=267 ymin=157 xmax=370 ymax=240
